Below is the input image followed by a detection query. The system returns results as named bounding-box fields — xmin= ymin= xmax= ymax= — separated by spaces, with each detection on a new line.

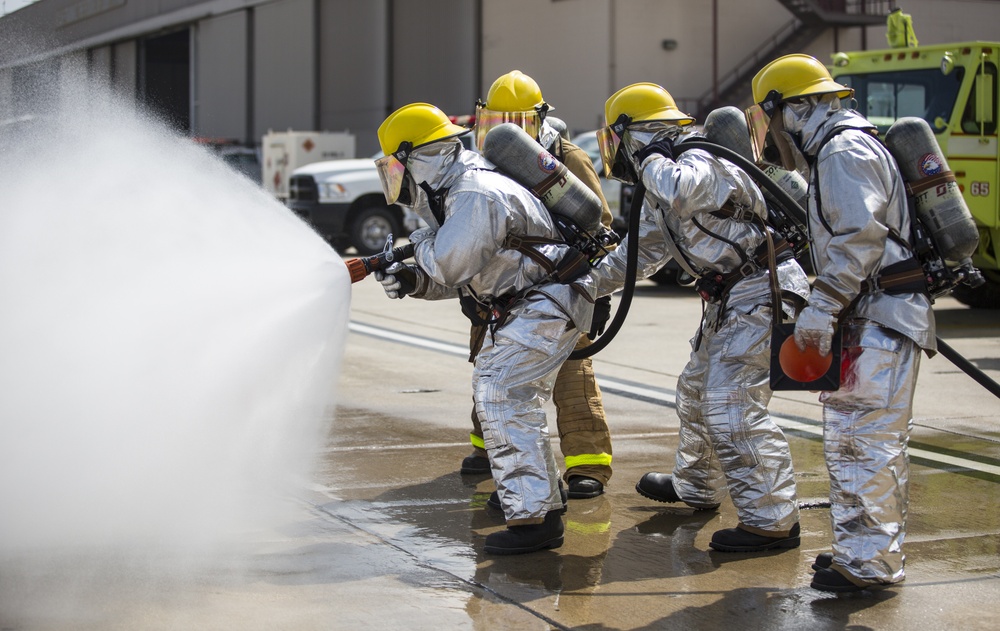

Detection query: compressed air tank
xmin=704 ymin=106 xmax=808 ymax=208
xmin=482 ymin=122 xmax=603 ymax=233
xmin=884 ymin=116 xmax=980 ymax=261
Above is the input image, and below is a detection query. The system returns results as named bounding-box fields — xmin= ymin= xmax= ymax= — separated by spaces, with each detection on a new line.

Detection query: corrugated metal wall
xmin=2 ymin=0 xmax=1000 ymax=152
xmin=253 ymin=0 xmax=315 ymax=139
xmin=194 ymin=11 xmax=248 ymax=141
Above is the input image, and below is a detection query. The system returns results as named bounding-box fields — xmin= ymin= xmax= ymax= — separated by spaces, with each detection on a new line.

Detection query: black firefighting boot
xmin=460 ymin=450 xmax=490 ymax=475
xmin=567 ymin=475 xmax=604 ymax=499
xmin=488 ymin=485 xmax=567 ymax=514
xmin=483 ymin=510 xmax=564 ymax=555
xmin=709 ymin=523 xmax=801 ymax=552
xmin=810 ymin=567 xmax=875 ymax=593
xmin=635 ymin=472 xmax=720 ymax=510
xmin=812 ymin=552 xmax=834 ymax=571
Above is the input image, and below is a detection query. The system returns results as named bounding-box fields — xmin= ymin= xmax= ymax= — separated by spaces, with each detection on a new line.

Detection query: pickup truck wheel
xmin=351 ymin=206 xmax=400 ymax=256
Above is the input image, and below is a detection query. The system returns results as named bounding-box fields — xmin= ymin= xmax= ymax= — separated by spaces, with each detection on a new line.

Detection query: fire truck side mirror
xmin=940 ymin=52 xmax=955 ymax=75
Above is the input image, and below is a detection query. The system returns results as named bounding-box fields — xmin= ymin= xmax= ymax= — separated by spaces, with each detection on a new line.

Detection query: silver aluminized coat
xmin=795 ymin=101 xmax=935 ymax=586
xmin=408 ymin=142 xmax=595 ymax=331
xmin=800 ymin=105 xmax=936 ymax=351
xmin=592 ymin=145 xmax=808 ymax=532
xmin=407 ymin=140 xmax=595 ymax=523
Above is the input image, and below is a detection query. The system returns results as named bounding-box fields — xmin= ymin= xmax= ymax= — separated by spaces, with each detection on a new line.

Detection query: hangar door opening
xmin=141 ymin=29 xmax=190 ymax=132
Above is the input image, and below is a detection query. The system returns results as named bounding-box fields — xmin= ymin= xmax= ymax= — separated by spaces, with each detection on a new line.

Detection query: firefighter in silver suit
xmin=594 ymin=82 xmax=810 ymax=552
xmin=373 ymin=103 xmax=596 ymax=555
xmin=747 ymin=54 xmax=936 ymax=592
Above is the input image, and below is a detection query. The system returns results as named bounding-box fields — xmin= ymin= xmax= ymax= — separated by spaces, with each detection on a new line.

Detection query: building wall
xmin=318 ymin=0 xmax=389 ymax=157
xmin=113 ymin=39 xmax=136 ymax=100
xmin=2 ymin=0 xmax=1000 ymax=151
xmin=193 ymin=11 xmax=248 ymax=141
xmin=391 ymin=0 xmax=478 ymax=116
xmin=253 ymin=0 xmax=315 ymax=139
xmin=482 ymin=0 xmax=612 ymax=133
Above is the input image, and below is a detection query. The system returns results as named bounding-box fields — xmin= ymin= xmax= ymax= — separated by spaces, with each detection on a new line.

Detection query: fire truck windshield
xmin=837 ymin=67 xmax=965 ymax=134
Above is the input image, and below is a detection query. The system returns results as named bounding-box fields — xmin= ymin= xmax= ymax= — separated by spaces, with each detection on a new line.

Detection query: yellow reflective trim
xmin=567 ymin=520 xmax=611 ymax=535
xmin=470 ymin=433 xmax=485 ymax=449
xmin=565 ymin=453 xmax=612 ymax=469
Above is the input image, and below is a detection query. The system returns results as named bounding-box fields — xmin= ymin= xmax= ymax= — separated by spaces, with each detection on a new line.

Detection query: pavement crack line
xmin=304 ymin=497 xmax=574 ymax=631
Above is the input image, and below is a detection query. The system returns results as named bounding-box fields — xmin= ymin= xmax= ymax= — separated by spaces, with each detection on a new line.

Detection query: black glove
xmin=588 ymin=296 xmax=612 ymax=340
xmin=633 ymin=138 xmax=676 ymax=165
xmin=373 ymin=262 xmax=418 ymax=299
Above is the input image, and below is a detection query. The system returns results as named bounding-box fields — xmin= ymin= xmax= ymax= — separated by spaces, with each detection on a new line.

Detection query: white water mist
xmin=0 ymin=67 xmax=350 ymax=554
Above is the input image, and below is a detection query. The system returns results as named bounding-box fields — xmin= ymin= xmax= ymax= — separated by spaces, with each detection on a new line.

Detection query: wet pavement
xmin=3 ymin=277 xmax=999 ymax=630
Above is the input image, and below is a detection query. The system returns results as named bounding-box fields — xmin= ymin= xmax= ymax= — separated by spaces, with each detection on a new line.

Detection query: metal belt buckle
xmin=733 ymin=206 xmax=755 ymax=222
xmin=739 ymin=261 xmax=758 ymax=277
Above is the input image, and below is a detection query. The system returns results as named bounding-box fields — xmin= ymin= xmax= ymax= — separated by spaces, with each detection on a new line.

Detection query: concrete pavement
xmin=2 ymin=275 xmax=998 ymax=630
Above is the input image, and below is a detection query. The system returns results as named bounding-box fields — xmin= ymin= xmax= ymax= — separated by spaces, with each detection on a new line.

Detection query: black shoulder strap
xmin=810 ymin=125 xmax=913 ymax=251
xmin=664 ymin=143 xmax=764 ymax=268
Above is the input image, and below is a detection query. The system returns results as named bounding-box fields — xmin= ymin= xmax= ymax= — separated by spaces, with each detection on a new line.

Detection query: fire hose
xmin=567 ymin=181 xmax=644 ymax=360
xmin=342 ymin=183 xmax=1000 ymax=399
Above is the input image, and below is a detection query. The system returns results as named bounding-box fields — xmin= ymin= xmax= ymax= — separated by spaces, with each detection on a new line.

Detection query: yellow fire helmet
xmin=597 ymin=82 xmax=694 ymax=179
xmin=746 ymin=54 xmax=854 ymax=162
xmin=375 ymin=103 xmax=468 ymax=204
xmin=475 ymin=70 xmax=551 ymax=150
xmin=751 ymin=53 xmax=853 ymax=105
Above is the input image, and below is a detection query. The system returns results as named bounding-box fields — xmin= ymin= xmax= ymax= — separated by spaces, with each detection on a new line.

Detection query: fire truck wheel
xmin=952 ymin=272 xmax=1000 ymax=309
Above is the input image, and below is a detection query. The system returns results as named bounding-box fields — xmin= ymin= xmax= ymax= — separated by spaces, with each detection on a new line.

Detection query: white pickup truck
xmin=286 ymin=156 xmax=407 ymax=255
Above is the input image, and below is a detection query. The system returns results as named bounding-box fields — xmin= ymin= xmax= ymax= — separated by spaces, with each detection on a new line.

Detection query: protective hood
xmin=798 ymin=100 xmax=873 ymax=159
xmin=407 ymin=141 xmax=493 ymax=228
xmin=406 ymin=138 xmax=465 ymax=197
xmin=598 ymin=120 xmax=682 ymax=182
xmin=623 ymin=123 xmax=683 ymax=167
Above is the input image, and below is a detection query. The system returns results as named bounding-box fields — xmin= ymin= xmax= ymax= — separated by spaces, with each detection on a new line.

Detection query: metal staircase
xmin=694 ymin=1 xmax=895 ymax=119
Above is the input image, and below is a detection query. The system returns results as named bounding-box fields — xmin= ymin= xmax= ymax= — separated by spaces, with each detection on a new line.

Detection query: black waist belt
xmin=862 ymin=257 xmax=928 ymax=296
xmin=695 ymin=237 xmax=793 ymax=304
xmin=719 ymin=237 xmax=793 ymax=286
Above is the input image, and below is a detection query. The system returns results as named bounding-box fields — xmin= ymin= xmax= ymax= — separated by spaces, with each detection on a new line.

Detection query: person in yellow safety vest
xmin=462 ymin=70 xmax=615 ymax=501
xmin=886 ymin=7 xmax=918 ymax=48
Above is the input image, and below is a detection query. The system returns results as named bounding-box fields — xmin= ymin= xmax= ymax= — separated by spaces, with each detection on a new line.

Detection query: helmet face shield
xmin=597 ymin=113 xmax=635 ymax=182
xmin=595 ymin=125 xmax=620 ymax=179
xmin=375 ymin=141 xmax=412 ymax=205
xmin=744 ymin=104 xmax=771 ymax=164
xmin=745 ymin=88 xmax=785 ymax=163
xmin=474 ymin=104 xmax=541 ymax=150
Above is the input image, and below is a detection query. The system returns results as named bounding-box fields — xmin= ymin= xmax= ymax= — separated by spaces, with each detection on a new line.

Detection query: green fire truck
xmin=829 ymin=41 xmax=999 ymax=308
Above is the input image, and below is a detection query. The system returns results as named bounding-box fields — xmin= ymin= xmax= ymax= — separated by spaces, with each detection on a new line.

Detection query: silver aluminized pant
xmin=820 ymin=321 xmax=920 ymax=585
xmin=473 ymin=297 xmax=578 ymax=525
xmin=672 ymin=302 xmax=800 ymax=531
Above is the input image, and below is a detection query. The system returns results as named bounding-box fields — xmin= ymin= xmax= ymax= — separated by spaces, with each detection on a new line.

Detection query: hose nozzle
xmin=344 ymin=239 xmax=416 ymax=284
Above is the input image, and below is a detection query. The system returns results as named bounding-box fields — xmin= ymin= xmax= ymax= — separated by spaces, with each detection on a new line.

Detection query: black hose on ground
xmin=935 ymin=336 xmax=1000 ymax=398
